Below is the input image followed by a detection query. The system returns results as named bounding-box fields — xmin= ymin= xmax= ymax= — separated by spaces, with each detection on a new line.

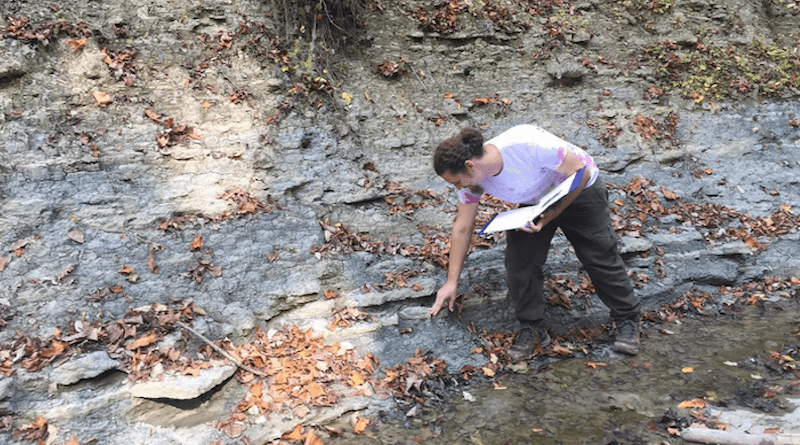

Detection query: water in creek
xmin=325 ymin=298 xmax=800 ymax=445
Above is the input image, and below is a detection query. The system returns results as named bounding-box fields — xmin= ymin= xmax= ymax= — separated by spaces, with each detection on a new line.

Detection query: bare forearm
xmin=446 ymin=227 xmax=472 ymax=284
xmin=445 ymin=201 xmax=479 ymax=284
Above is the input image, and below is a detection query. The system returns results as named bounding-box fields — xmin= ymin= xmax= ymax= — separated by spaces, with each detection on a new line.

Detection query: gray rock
xmin=0 ymin=377 xmax=14 ymax=401
xmin=50 ymin=351 xmax=121 ymax=386
xmin=345 ymin=276 xmax=438 ymax=307
xmin=620 ymin=236 xmax=653 ymax=254
xmin=0 ymin=39 xmax=37 ymax=83
xmin=707 ymin=241 xmax=753 ymax=256
xmin=129 ymin=365 xmax=237 ymax=400
xmin=546 ymin=58 xmax=590 ymax=81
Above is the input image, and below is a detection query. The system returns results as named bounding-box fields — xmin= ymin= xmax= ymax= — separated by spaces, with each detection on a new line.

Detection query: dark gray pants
xmin=505 ymin=179 xmax=640 ymax=324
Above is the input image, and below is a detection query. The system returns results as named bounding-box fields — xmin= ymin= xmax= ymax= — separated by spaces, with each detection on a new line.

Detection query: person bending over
xmin=431 ymin=125 xmax=642 ymax=358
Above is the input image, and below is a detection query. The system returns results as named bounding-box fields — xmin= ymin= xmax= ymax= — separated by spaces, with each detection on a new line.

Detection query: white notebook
xmin=478 ymin=167 xmax=586 ymax=235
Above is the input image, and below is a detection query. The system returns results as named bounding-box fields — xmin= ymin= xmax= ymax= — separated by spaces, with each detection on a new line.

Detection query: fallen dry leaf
xmin=661 ymin=186 xmax=679 ymax=200
xmin=352 ymin=416 xmax=370 ymax=434
xmin=283 ymin=424 xmax=305 ymax=441
xmin=126 ymin=331 xmax=158 ymax=350
xmin=92 ymin=91 xmax=113 ymax=107
xmin=67 ymin=227 xmax=84 ymax=244
xmin=190 ymin=235 xmax=204 ymax=251
xmin=586 ymin=361 xmax=608 ymax=369
xmin=305 ymin=429 xmax=324 ymax=445
xmin=12 ymin=416 xmax=49 ymax=442
xmin=56 ymin=265 xmax=75 ymax=282
xmin=144 ymin=108 xmax=161 ymax=123
xmin=148 ymin=243 xmax=161 ymax=273
xmin=550 ymin=344 xmax=572 ymax=356
xmin=218 ymin=419 xmax=247 ymax=438
xmin=678 ymin=398 xmax=706 ymax=409
xmin=66 ymin=38 xmax=86 ymax=51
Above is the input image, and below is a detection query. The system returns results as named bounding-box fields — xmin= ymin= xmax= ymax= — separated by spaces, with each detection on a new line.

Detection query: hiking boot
xmin=612 ymin=319 xmax=641 ymax=355
xmin=508 ymin=323 xmax=551 ymax=360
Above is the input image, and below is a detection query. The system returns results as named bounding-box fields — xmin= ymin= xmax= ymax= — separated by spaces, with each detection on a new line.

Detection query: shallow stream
xmin=326 ymin=298 xmax=800 ymax=445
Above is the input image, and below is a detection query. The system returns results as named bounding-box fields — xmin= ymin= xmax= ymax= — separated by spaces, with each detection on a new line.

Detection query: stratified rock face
xmin=129 ymin=365 xmax=236 ymax=400
xmin=1 ymin=0 xmax=800 ymax=443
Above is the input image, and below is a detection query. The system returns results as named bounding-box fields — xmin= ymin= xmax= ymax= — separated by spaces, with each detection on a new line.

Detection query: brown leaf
xmin=294 ymin=405 xmax=310 ymax=418
xmin=350 ymin=371 xmax=366 ymax=386
xmin=306 ymin=382 xmax=326 ymax=399
xmin=67 ymin=227 xmax=84 ymax=244
xmin=218 ymin=420 xmax=247 ymax=438
xmin=678 ymin=398 xmax=707 ymax=409
xmin=186 ymin=127 xmax=202 ymax=140
xmin=666 ymin=426 xmax=681 ymax=436
xmin=12 ymin=416 xmax=48 ymax=442
xmin=56 ymin=264 xmax=75 ymax=281
xmin=66 ymin=38 xmax=86 ymax=51
xmin=0 ymin=256 xmax=9 ymax=272
xmin=304 ymin=430 xmax=323 ymax=445
xmin=126 ymin=331 xmax=158 ymax=350
xmin=144 ymin=108 xmax=161 ymax=123
xmin=661 ymin=186 xmax=679 ymax=200
xmin=283 ymin=424 xmax=305 ymax=441
xmin=119 ymin=265 xmax=133 ymax=274
xmin=586 ymin=361 xmax=608 ymax=369
xmin=92 ymin=91 xmax=113 ymax=107
xmin=322 ymin=426 xmax=344 ymax=437
xmin=352 ymin=416 xmax=370 ymax=434
xmin=40 ymin=338 xmax=68 ymax=358
xmin=190 ymin=235 xmax=204 ymax=251
xmin=550 ymin=344 xmax=572 ymax=356
xmin=156 ymin=134 xmax=170 ymax=148
xmin=148 ymin=244 xmax=160 ymax=273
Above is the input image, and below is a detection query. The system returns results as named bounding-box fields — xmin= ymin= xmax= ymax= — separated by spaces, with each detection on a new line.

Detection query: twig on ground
xmin=176 ymin=321 xmax=268 ymax=378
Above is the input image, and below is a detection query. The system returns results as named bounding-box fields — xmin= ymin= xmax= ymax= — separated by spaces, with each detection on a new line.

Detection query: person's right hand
xmin=431 ymin=281 xmax=458 ymax=316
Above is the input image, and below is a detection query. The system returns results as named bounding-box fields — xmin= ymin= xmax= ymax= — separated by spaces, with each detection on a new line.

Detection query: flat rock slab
xmin=50 ymin=351 xmax=121 ymax=386
xmin=129 ymin=365 xmax=237 ymax=400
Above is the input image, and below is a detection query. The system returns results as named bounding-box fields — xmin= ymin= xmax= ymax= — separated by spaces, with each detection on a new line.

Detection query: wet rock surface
xmin=1 ymin=0 xmax=800 ymax=443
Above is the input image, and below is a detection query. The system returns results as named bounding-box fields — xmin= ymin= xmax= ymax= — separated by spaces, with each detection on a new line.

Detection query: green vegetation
xmin=267 ymin=0 xmax=372 ymax=96
xmin=642 ymin=39 xmax=800 ymax=103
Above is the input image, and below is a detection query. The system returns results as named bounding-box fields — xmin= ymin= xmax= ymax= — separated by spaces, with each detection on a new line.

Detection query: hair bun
xmin=460 ymin=127 xmax=483 ymax=146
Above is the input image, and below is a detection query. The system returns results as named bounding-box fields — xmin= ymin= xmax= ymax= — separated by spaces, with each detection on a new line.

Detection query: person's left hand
xmin=518 ymin=211 xmax=553 ymax=233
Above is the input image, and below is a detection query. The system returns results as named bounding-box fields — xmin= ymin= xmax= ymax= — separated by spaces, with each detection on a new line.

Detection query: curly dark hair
xmin=433 ymin=127 xmax=485 ymax=176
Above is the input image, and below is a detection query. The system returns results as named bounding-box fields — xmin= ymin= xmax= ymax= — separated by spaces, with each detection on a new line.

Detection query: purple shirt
xmin=458 ymin=125 xmax=598 ymax=205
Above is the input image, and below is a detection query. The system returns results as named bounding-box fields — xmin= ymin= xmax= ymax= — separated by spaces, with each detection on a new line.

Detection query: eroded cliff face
xmin=1 ymin=0 xmax=799 ymax=443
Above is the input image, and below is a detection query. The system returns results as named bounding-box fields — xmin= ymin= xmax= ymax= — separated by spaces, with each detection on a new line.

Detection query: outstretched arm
xmin=431 ymin=200 xmax=479 ymax=315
